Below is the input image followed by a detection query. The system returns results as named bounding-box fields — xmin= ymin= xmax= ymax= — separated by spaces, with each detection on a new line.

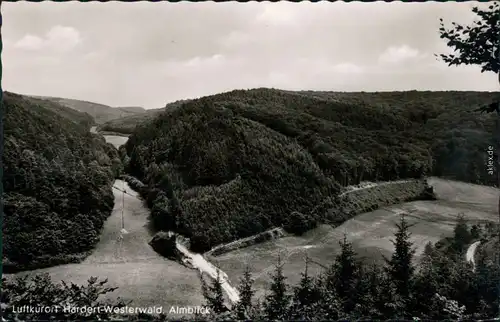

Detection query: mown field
xmin=212 ymin=177 xmax=500 ymax=301
xmin=6 ymin=152 xmax=204 ymax=312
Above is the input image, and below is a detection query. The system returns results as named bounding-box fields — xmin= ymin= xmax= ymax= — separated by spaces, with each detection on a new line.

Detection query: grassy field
xmin=212 ymin=177 xmax=500 ymax=301
xmin=6 ymin=180 xmax=205 ymax=312
xmin=5 ymin=137 xmax=205 ymax=315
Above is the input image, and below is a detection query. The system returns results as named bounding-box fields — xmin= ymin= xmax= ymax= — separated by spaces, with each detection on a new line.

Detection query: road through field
xmin=213 ymin=177 xmax=500 ymax=301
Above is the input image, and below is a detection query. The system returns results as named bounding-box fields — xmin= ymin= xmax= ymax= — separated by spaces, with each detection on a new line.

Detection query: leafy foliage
xmin=2 ymin=92 xmax=121 ymax=271
xmin=437 ymin=2 xmax=500 ymax=74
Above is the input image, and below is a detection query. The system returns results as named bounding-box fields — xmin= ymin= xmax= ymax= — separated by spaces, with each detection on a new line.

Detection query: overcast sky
xmin=3 ymin=2 xmax=498 ymax=109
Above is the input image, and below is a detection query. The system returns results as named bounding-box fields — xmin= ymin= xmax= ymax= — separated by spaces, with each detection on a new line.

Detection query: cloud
xmin=3 ymin=2 xmax=498 ymax=109
xmin=378 ymin=45 xmax=426 ymax=64
xmin=218 ymin=30 xmax=252 ymax=49
xmin=254 ymin=3 xmax=299 ymax=26
xmin=14 ymin=34 xmax=44 ymax=50
xmin=13 ymin=25 xmax=82 ymax=53
xmin=331 ymin=63 xmax=364 ymax=74
xmin=45 ymin=25 xmax=82 ymax=52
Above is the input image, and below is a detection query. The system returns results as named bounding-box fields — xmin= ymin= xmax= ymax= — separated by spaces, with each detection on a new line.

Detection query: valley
xmin=5 ymin=133 xmax=239 ymax=315
xmin=4 ymin=1 xmax=500 ymax=318
xmin=6 ymin=134 xmax=205 ymax=313
xmin=3 ymin=89 xmax=500 ymax=320
xmin=7 ymin=147 xmax=498 ymax=314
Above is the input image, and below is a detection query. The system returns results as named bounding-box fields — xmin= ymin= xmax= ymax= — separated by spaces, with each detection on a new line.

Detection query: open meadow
xmin=212 ymin=177 xmax=500 ymax=301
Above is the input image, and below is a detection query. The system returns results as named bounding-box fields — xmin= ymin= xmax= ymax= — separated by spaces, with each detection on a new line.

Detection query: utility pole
xmin=113 ymin=183 xmax=134 ymax=234
xmin=122 ymin=180 xmax=125 ymax=230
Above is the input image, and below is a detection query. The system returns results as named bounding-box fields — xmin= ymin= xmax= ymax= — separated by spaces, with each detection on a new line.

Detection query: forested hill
xmin=2 ymin=92 xmax=123 ymax=272
xmin=122 ymin=88 xmax=498 ymax=252
xmin=31 ymin=95 xmax=146 ymax=124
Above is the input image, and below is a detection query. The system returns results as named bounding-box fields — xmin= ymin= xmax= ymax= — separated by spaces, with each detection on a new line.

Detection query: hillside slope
xmin=19 ymin=95 xmax=94 ymax=128
xmin=99 ymin=99 xmax=191 ymax=134
xmin=31 ymin=96 xmax=146 ymax=124
xmin=117 ymin=106 xmax=146 ymax=114
xmin=123 ymin=89 xmax=467 ymax=252
xmin=2 ymin=92 xmax=123 ymax=272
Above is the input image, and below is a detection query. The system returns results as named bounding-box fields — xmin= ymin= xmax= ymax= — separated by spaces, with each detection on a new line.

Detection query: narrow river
xmin=8 ymin=131 xmax=239 ymax=312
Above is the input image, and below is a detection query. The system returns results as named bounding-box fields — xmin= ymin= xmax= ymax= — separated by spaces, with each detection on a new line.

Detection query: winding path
xmin=466 ymin=241 xmax=481 ymax=269
xmin=176 ymin=244 xmax=240 ymax=303
xmin=339 ymin=179 xmax=414 ymax=197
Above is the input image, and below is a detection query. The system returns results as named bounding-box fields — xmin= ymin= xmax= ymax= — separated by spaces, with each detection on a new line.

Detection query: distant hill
xmin=18 ymin=95 xmax=94 ymax=129
xmin=3 ymin=91 xmax=123 ymax=272
xmin=117 ymin=106 xmax=147 ymax=114
xmin=98 ymin=99 xmax=191 ymax=134
xmin=121 ymin=88 xmax=499 ymax=253
xmin=30 ymin=96 xmax=146 ymax=124
xmin=97 ymin=108 xmax=163 ymax=134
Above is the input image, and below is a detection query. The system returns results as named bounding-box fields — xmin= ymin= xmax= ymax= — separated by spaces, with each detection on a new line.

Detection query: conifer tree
xmin=201 ymin=270 xmax=226 ymax=314
xmin=385 ymin=214 xmax=415 ymax=316
xmin=352 ymin=262 xmax=383 ymax=319
xmin=473 ymin=246 xmax=500 ymax=318
xmin=325 ymin=234 xmax=361 ymax=314
xmin=290 ymin=256 xmax=321 ymax=320
xmin=235 ymin=264 xmax=255 ymax=319
xmin=413 ymin=242 xmax=442 ymax=318
xmin=450 ymin=214 xmax=471 ymax=255
xmin=315 ymin=272 xmax=343 ymax=321
xmin=263 ymin=255 xmax=291 ymax=320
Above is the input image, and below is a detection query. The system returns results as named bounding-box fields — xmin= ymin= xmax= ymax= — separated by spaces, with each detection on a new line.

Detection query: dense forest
xmin=122 ymin=88 xmax=498 ymax=252
xmin=3 ymin=216 xmax=498 ymax=321
xmin=2 ymin=92 xmax=123 ymax=272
